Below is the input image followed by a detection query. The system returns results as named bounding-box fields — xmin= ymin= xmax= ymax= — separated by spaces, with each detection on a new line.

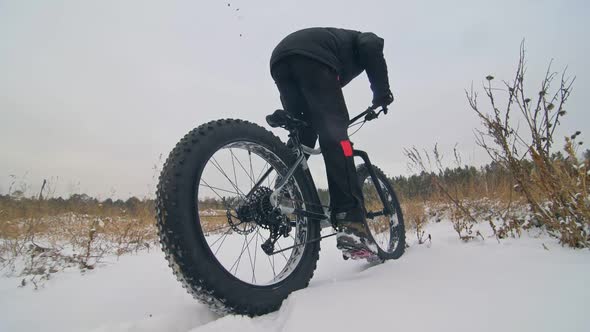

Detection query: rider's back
xmin=270 ymin=27 xmax=385 ymax=88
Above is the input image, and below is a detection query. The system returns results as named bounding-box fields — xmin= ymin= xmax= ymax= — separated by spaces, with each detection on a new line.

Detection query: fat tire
xmin=156 ymin=119 xmax=321 ymax=316
xmin=357 ymin=164 xmax=406 ymax=260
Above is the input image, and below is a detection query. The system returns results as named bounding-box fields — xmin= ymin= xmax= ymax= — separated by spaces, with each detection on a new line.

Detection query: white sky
xmin=1 ymin=0 xmax=588 ymax=199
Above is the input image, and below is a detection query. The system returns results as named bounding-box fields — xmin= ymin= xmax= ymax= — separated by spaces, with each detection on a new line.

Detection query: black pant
xmin=271 ymin=55 xmax=364 ymax=213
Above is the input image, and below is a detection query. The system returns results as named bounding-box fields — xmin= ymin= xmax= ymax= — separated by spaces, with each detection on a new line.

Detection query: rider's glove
xmin=372 ymin=90 xmax=394 ymax=108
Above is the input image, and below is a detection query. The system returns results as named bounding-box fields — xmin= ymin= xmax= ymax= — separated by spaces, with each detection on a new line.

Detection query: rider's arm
xmin=356 ymin=32 xmax=391 ymax=105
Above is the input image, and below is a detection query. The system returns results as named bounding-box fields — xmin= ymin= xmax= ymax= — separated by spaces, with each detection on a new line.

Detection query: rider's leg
xmin=281 ymin=56 xmax=365 ymax=217
xmin=271 ymin=55 xmax=376 ymax=259
xmin=270 ymin=58 xmax=318 ymax=150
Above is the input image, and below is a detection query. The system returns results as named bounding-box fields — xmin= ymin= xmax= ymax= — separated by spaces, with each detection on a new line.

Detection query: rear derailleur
xmin=229 ymin=186 xmax=293 ymax=255
xmin=261 ymin=219 xmax=292 ymax=255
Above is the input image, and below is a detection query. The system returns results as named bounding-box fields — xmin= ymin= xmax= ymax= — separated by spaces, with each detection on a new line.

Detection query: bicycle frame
xmin=263 ymin=105 xmax=393 ymax=228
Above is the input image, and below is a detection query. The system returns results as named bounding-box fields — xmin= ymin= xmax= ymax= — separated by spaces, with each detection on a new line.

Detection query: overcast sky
xmin=1 ymin=0 xmax=588 ymax=199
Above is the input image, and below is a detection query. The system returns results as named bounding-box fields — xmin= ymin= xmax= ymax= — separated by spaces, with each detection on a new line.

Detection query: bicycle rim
xmin=197 ymin=140 xmax=309 ymax=286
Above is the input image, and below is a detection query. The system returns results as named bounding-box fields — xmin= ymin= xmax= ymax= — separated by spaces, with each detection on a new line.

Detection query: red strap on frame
xmin=340 ymin=140 xmax=353 ymax=157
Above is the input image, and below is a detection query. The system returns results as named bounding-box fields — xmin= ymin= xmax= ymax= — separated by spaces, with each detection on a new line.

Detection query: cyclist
xmin=268 ymin=27 xmax=394 ymax=260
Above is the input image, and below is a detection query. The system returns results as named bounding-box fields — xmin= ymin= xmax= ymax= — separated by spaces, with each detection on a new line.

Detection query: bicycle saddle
xmin=266 ymin=110 xmax=309 ymax=129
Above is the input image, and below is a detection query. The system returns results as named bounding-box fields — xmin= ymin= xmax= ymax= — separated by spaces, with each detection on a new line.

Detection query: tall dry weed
xmin=468 ymin=42 xmax=589 ymax=247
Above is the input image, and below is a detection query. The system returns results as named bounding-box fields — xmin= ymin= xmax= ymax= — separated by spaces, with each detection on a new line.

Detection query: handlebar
xmin=348 ymin=105 xmax=388 ymax=126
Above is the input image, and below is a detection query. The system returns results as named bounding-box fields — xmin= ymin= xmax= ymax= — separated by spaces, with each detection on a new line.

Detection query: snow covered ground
xmin=1 ymin=221 xmax=588 ymax=332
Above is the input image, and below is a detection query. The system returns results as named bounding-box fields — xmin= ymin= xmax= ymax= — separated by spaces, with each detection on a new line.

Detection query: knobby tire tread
xmin=156 ymin=119 xmax=321 ymax=316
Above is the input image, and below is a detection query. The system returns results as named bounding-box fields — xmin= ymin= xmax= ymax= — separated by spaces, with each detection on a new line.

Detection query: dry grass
xmin=0 ymin=196 xmax=158 ymax=288
xmin=401 ymin=200 xmax=430 ymax=244
xmin=0 ymin=193 xmax=242 ymax=288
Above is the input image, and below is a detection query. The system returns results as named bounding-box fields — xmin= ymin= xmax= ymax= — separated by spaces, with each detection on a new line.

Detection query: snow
xmin=1 ymin=221 xmax=589 ymax=332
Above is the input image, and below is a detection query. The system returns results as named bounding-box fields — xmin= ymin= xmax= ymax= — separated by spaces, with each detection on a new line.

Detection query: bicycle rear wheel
xmin=156 ymin=119 xmax=322 ymax=316
xmin=357 ymin=164 xmax=406 ymax=260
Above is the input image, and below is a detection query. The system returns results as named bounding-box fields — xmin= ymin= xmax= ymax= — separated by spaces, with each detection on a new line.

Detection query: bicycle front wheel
xmin=357 ymin=164 xmax=406 ymax=260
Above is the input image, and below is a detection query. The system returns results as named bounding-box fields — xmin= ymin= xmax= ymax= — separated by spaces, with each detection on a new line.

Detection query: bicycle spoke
xmin=209 ymin=227 xmax=231 ymax=247
xmin=204 ymin=223 xmax=232 ymax=235
xmin=229 ymin=149 xmax=256 ymax=187
xmin=199 ymin=181 xmax=241 ymax=197
xmin=199 ymin=179 xmax=226 ymax=201
xmin=247 ymin=165 xmax=275 ymax=197
xmin=271 ymin=250 xmax=276 ymax=277
xmin=265 ymin=163 xmax=272 ymax=188
xmin=234 ymin=234 xmax=249 ymax=275
xmin=230 ymin=148 xmax=240 ymax=193
xmin=244 ymin=230 xmax=256 ymax=284
xmin=230 ymin=234 xmax=248 ymax=275
xmin=212 ymin=228 xmax=232 ymax=255
xmin=253 ymin=229 xmax=259 ymax=284
xmin=254 ymin=161 xmax=271 ymax=185
xmin=210 ymin=156 xmax=246 ymax=197
xmin=230 ymin=232 xmax=258 ymax=275
xmin=248 ymin=150 xmax=255 ymax=191
xmin=256 ymin=229 xmax=276 ymax=279
xmin=274 ymin=242 xmax=289 ymax=261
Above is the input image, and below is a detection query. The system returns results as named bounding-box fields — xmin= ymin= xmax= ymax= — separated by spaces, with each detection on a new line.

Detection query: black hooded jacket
xmin=270 ymin=27 xmax=390 ymax=99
